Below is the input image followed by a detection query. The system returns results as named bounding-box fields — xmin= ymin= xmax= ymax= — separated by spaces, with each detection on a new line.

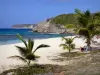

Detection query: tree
xmin=75 ymin=9 xmax=100 ymax=50
xmin=60 ymin=37 xmax=75 ymax=53
xmin=8 ymin=34 xmax=50 ymax=66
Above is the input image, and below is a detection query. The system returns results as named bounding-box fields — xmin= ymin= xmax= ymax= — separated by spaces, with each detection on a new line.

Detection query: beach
xmin=0 ymin=36 xmax=88 ymax=72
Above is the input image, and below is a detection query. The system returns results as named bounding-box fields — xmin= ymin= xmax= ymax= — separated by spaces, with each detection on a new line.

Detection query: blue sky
xmin=0 ymin=0 xmax=100 ymax=28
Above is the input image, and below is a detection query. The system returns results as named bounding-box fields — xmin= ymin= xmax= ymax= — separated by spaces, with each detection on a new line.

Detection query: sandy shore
xmin=0 ymin=36 xmax=87 ymax=72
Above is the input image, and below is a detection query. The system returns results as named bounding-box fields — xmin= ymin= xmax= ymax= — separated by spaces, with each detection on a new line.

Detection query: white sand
xmin=0 ymin=36 xmax=86 ymax=72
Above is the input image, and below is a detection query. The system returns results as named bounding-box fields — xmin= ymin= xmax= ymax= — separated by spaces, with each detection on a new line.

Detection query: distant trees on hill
xmin=50 ymin=14 xmax=78 ymax=26
xmin=50 ymin=11 xmax=100 ymax=27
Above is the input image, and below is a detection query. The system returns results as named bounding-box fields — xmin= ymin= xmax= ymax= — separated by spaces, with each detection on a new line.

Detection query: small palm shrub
xmin=60 ymin=37 xmax=75 ymax=53
xmin=8 ymin=34 xmax=50 ymax=66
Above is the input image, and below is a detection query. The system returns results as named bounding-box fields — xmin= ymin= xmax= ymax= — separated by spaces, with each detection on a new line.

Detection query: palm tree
xmin=75 ymin=9 xmax=100 ymax=50
xmin=8 ymin=34 xmax=50 ymax=66
xmin=60 ymin=37 xmax=75 ymax=53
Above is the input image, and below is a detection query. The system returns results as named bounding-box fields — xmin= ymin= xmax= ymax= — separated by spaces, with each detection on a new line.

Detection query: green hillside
xmin=50 ymin=12 xmax=100 ymax=27
xmin=51 ymin=14 xmax=78 ymax=26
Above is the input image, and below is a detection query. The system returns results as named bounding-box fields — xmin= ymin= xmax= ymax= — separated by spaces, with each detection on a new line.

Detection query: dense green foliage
xmin=75 ymin=9 xmax=100 ymax=50
xmin=50 ymin=11 xmax=100 ymax=29
xmin=8 ymin=34 xmax=50 ymax=66
xmin=51 ymin=14 xmax=78 ymax=26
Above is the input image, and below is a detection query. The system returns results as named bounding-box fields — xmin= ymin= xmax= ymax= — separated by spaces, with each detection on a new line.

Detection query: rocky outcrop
xmin=33 ymin=20 xmax=68 ymax=33
xmin=12 ymin=21 xmax=74 ymax=33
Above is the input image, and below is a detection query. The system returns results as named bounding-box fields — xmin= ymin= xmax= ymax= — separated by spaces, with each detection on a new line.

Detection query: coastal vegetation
xmin=51 ymin=9 xmax=100 ymax=32
xmin=51 ymin=14 xmax=78 ymax=26
xmin=8 ymin=34 xmax=50 ymax=67
xmin=75 ymin=9 xmax=100 ymax=50
xmin=60 ymin=37 xmax=75 ymax=53
xmin=51 ymin=9 xmax=100 ymax=50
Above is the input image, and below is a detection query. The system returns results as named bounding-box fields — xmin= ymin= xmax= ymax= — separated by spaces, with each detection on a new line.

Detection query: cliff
xmin=32 ymin=14 xmax=78 ymax=33
xmin=33 ymin=20 xmax=67 ymax=33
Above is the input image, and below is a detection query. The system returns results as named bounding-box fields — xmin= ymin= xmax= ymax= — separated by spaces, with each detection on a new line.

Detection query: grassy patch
xmin=60 ymin=52 xmax=88 ymax=57
xmin=1 ymin=64 xmax=64 ymax=75
xmin=51 ymin=52 xmax=89 ymax=62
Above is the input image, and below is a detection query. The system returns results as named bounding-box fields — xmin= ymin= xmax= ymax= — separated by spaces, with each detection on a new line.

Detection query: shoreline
xmin=0 ymin=36 xmax=63 ymax=46
xmin=0 ymin=36 xmax=88 ymax=73
xmin=0 ymin=34 xmax=74 ymax=46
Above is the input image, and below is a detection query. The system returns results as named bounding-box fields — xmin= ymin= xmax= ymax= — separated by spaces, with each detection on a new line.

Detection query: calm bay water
xmin=0 ymin=28 xmax=73 ymax=45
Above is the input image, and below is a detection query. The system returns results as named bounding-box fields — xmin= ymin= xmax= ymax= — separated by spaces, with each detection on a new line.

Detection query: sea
xmin=0 ymin=28 xmax=74 ymax=45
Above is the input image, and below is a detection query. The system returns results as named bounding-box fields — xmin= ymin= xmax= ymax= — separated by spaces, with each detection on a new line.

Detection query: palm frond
xmin=72 ymin=37 xmax=76 ymax=40
xmin=8 ymin=55 xmax=27 ymax=63
xmin=71 ymin=44 xmax=75 ymax=49
xmin=63 ymin=37 xmax=75 ymax=41
xmin=26 ymin=53 xmax=40 ymax=60
xmin=78 ymin=17 xmax=88 ymax=27
xmin=62 ymin=37 xmax=68 ymax=42
xmin=75 ymin=9 xmax=83 ymax=16
xmin=77 ymin=28 xmax=91 ymax=38
xmin=28 ymin=39 xmax=34 ymax=52
xmin=76 ymin=10 xmax=91 ymax=28
xmin=33 ymin=44 xmax=50 ymax=53
xmin=84 ymin=10 xmax=91 ymax=18
xmin=87 ymin=24 xmax=95 ymax=31
xmin=26 ymin=54 xmax=36 ymax=60
xmin=92 ymin=30 xmax=100 ymax=37
xmin=67 ymin=38 xmax=73 ymax=44
xmin=59 ymin=44 xmax=68 ymax=50
xmin=16 ymin=34 xmax=28 ymax=48
xmin=34 ymin=55 xmax=40 ymax=58
xmin=59 ymin=44 xmax=66 ymax=47
xmin=63 ymin=46 xmax=69 ymax=50
xmin=15 ymin=46 xmax=27 ymax=57
xmin=94 ymin=12 xmax=100 ymax=18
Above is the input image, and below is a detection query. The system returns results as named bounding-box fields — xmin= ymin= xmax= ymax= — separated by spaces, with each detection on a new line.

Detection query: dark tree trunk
xmin=69 ymin=44 xmax=71 ymax=53
xmin=87 ymin=39 xmax=91 ymax=51
xmin=27 ymin=60 xmax=31 ymax=67
xmin=69 ymin=49 xmax=71 ymax=53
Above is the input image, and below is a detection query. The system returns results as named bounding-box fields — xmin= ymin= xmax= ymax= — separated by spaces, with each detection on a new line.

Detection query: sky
xmin=0 ymin=0 xmax=100 ymax=28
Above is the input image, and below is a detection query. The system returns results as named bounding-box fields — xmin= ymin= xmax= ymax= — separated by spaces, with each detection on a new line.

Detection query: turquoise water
xmin=0 ymin=28 xmax=74 ymax=45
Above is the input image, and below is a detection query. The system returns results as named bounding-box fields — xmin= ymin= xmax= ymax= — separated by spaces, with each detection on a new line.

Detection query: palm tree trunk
xmin=69 ymin=44 xmax=71 ymax=53
xmin=87 ymin=43 xmax=91 ymax=51
xmin=69 ymin=49 xmax=71 ymax=53
xmin=87 ymin=39 xmax=91 ymax=51
xmin=27 ymin=60 xmax=31 ymax=67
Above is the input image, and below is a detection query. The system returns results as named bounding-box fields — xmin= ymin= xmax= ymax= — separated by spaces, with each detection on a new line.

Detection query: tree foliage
xmin=75 ymin=9 xmax=100 ymax=50
xmin=51 ymin=14 xmax=78 ymax=26
xmin=60 ymin=37 xmax=75 ymax=53
xmin=8 ymin=34 xmax=50 ymax=66
xmin=50 ymin=11 xmax=100 ymax=29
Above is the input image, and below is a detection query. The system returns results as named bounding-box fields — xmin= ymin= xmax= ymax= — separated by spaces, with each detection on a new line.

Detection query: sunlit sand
xmin=0 ymin=36 xmax=97 ymax=73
